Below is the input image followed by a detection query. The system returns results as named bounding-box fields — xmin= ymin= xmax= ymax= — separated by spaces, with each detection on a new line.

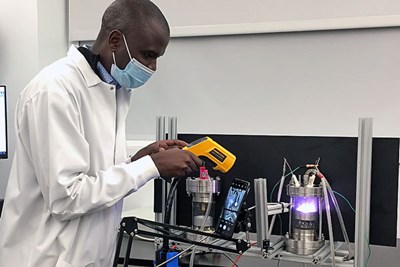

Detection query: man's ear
xmin=108 ymin=30 xmax=123 ymax=52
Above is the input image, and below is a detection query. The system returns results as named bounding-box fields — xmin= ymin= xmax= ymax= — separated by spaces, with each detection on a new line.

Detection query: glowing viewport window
xmin=294 ymin=196 xmax=318 ymax=213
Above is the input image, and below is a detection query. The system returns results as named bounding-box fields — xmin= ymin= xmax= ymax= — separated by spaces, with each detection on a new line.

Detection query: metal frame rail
xmin=112 ymin=216 xmax=251 ymax=267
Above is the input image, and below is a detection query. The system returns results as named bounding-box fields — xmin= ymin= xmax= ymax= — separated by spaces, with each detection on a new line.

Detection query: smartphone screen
xmin=215 ymin=178 xmax=250 ymax=238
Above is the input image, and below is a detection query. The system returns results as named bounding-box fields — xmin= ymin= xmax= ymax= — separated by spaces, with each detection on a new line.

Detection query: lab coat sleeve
xmin=18 ymin=80 xmax=159 ymax=221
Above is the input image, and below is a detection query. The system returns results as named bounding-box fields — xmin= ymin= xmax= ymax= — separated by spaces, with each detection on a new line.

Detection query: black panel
xmin=176 ymin=134 xmax=399 ymax=247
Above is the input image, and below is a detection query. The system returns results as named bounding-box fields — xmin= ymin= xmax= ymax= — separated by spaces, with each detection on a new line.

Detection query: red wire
xmin=231 ymin=241 xmax=257 ymax=267
xmin=232 ymin=254 xmax=242 ymax=267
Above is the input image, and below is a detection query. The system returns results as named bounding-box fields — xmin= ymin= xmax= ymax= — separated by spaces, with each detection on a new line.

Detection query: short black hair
xmin=100 ymin=0 xmax=169 ymax=35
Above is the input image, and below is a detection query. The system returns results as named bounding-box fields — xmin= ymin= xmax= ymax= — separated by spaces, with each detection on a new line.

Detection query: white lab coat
xmin=0 ymin=46 xmax=159 ymax=267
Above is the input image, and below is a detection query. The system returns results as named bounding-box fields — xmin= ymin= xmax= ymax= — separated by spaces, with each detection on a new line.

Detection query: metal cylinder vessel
xmin=285 ymin=184 xmax=325 ymax=255
xmin=186 ymin=177 xmax=220 ymax=240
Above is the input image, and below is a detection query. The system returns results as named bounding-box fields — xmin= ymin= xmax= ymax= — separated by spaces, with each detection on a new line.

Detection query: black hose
xmin=162 ymin=177 xmax=181 ymax=251
xmin=164 ymin=177 xmax=180 ymax=225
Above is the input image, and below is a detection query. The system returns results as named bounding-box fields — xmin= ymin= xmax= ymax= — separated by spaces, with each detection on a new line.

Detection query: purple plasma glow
xmin=294 ymin=196 xmax=318 ymax=213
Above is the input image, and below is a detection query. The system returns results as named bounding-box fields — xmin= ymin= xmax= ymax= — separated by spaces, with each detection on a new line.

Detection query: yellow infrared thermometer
xmin=183 ymin=136 xmax=236 ymax=173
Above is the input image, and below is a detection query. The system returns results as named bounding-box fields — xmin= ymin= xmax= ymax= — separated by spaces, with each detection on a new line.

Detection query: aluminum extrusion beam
xmin=168 ymin=116 xmax=177 ymax=140
xmin=155 ymin=116 xmax=167 ymax=223
xmin=354 ymin=118 xmax=373 ymax=267
xmin=167 ymin=116 xmax=178 ymax=225
xmin=254 ymin=178 xmax=269 ymax=249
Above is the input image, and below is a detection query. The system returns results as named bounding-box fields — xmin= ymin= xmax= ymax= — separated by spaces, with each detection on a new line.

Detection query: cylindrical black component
xmin=154 ymin=178 xmax=163 ymax=213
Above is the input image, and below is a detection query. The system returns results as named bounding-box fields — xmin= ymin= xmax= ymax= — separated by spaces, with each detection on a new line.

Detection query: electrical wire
xmin=268 ymin=159 xmax=289 ymax=238
xmin=332 ymin=190 xmax=371 ymax=266
xmin=267 ymin=165 xmax=300 ymax=236
xmin=315 ymin=157 xmax=321 ymax=166
xmin=365 ymin=235 xmax=371 ymax=267
xmin=247 ymin=202 xmax=286 ymax=236
xmin=138 ymin=221 xmax=194 ymax=244
xmin=164 ymin=178 xmax=180 ymax=225
xmin=270 ymin=166 xmax=301 ymax=202
xmin=222 ymin=253 xmax=239 ymax=267
xmin=231 ymin=254 xmax=242 ymax=267
xmin=324 ymin=179 xmax=353 ymax=259
xmin=270 ymin=158 xmax=320 ymax=202
xmin=269 ymin=161 xmax=369 ymax=266
xmin=266 ymin=162 xmax=301 ymax=238
xmin=155 ymin=235 xmax=212 ymax=267
xmin=189 ymin=169 xmax=213 ymax=267
xmin=161 ymin=177 xmax=181 ymax=252
xmin=134 ymin=234 xmax=155 ymax=242
xmin=320 ymin=178 xmax=336 ymax=267
xmin=139 ymin=223 xmax=170 ymax=235
xmin=145 ymin=173 xmax=213 ymax=267
xmin=332 ymin=191 xmax=355 ymax=213
xmin=231 ymin=241 xmax=257 ymax=267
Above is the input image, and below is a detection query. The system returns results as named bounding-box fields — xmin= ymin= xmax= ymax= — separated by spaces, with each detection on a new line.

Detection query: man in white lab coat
xmin=0 ymin=0 xmax=202 ymax=266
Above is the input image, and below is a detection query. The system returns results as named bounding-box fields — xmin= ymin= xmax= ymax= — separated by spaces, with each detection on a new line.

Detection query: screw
xmin=122 ymin=222 xmax=126 ymax=227
xmin=239 ymin=250 xmax=243 ymax=254
xmin=134 ymin=229 xmax=138 ymax=233
xmin=238 ymin=240 xmax=241 ymax=243
xmin=130 ymin=232 xmax=134 ymax=237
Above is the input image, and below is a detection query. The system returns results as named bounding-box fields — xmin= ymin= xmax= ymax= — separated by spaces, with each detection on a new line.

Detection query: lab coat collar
xmin=67 ymin=45 xmax=102 ymax=88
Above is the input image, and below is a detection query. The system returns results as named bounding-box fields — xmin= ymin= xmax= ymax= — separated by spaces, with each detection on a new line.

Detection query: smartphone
xmin=215 ymin=178 xmax=250 ymax=238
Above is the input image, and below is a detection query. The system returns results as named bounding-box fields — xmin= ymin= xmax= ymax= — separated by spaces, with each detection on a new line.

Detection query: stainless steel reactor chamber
xmin=284 ymin=172 xmax=325 ymax=255
xmin=186 ymin=167 xmax=221 ymax=237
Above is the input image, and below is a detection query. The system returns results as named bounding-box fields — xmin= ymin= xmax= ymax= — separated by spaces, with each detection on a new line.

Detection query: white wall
xmin=69 ymin=0 xmax=400 ymax=39
xmin=0 ymin=0 xmax=68 ymax=198
xmin=127 ymin=28 xmax=400 ymax=139
xmin=38 ymin=0 xmax=69 ymax=69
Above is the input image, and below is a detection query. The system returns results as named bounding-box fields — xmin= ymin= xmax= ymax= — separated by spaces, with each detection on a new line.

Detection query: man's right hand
xmin=150 ymin=148 xmax=202 ymax=178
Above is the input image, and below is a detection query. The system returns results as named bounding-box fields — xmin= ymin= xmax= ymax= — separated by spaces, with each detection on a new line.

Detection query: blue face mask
xmin=111 ymin=34 xmax=154 ymax=90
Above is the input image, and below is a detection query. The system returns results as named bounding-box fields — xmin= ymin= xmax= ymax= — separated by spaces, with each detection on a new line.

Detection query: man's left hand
xmin=129 ymin=139 xmax=188 ymax=162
